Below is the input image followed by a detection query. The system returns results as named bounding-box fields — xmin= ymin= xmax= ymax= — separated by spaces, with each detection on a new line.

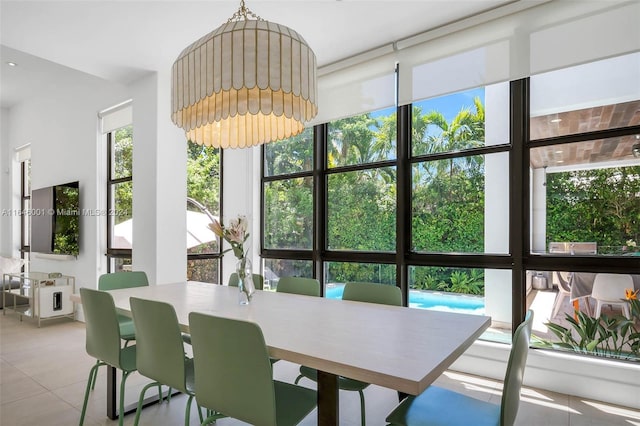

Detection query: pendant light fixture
xmin=171 ymin=0 xmax=318 ymax=148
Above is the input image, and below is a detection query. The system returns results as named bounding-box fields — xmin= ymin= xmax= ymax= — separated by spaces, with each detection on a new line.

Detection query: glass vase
xmin=236 ymin=257 xmax=255 ymax=305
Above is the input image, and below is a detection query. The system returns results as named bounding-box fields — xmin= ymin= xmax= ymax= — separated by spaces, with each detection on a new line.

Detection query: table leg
xmin=317 ymin=370 xmax=339 ymax=425
xmin=107 ymin=366 xmax=117 ymax=420
xmin=105 ymin=364 xmax=179 ymax=421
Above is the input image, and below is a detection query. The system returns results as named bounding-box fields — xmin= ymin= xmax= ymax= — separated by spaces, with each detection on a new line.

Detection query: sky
xmin=370 ymin=87 xmax=485 ymax=123
xmin=414 ymin=87 xmax=485 ymax=122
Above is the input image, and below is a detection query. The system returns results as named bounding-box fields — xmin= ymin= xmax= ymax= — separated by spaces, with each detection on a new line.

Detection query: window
xmin=186 ymin=142 xmax=222 ymax=283
xmin=106 ymin=125 xmax=133 ymax=272
xmin=526 ymin=52 xmax=640 ymax=361
xmin=20 ymin=157 xmax=30 ymax=269
xmin=101 ymin=101 xmax=133 ymax=272
xmin=262 ymin=49 xmax=638 ymax=357
xmin=262 ymin=86 xmax=513 ymax=331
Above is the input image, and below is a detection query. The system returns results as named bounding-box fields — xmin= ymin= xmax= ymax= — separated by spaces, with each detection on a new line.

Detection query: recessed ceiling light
xmin=6 ymin=62 xmax=17 ymax=67
xmin=550 ymin=118 xmax=562 ymax=123
xmin=557 ymin=160 xmax=564 ymax=163
xmin=555 ymin=150 xmax=563 ymax=154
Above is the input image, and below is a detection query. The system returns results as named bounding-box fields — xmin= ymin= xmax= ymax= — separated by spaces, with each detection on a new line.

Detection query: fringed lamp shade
xmin=171 ymin=8 xmax=317 ymax=149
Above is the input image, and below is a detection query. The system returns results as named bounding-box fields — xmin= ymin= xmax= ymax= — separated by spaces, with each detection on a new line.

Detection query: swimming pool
xmin=325 ymin=284 xmax=485 ymax=315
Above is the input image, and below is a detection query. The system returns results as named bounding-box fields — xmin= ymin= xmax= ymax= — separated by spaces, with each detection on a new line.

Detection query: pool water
xmin=325 ymin=284 xmax=485 ymax=315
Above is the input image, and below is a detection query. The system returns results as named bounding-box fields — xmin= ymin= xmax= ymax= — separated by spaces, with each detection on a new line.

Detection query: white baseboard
xmin=451 ymin=340 xmax=640 ymax=410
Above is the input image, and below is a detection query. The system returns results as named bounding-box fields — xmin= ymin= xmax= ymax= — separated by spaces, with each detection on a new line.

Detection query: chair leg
xmin=185 ymin=395 xmax=194 ymax=426
xmin=200 ymin=412 xmax=226 ymax=425
xmin=551 ymin=292 xmax=566 ymax=318
xmin=594 ymin=301 xmax=603 ymax=318
xmin=89 ymin=360 xmax=101 ymax=390
xmin=358 ymin=389 xmax=366 ymax=426
xmin=194 ymin=402 xmax=204 ymax=424
xmin=120 ymin=370 xmax=133 ymax=426
xmin=134 ymin=381 xmax=159 ymax=426
xmin=622 ymin=304 xmax=631 ymax=320
xmin=80 ymin=362 xmax=104 ymax=425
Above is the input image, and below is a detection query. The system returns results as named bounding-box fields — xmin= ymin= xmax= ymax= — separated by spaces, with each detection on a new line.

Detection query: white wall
xmin=2 ymin=69 xmax=129 ymax=293
xmin=454 ymin=340 xmax=640 ymax=410
xmin=484 ymin=83 xmax=512 ymax=325
xmin=130 ymin=69 xmax=187 ymax=285
xmin=220 ymin=146 xmax=260 ymax=285
xmin=1 ymin=66 xmax=189 ymax=295
xmin=0 ymin=107 xmax=10 ymax=256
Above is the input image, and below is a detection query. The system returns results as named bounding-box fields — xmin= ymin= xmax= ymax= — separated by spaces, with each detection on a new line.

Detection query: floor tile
xmin=2 ymin=310 xmax=639 ymax=425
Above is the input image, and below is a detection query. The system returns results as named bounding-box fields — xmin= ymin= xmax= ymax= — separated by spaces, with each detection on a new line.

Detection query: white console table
xmin=2 ymin=272 xmax=75 ymax=327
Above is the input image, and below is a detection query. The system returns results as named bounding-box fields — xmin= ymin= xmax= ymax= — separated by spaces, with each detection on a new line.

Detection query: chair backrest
xmin=500 ymin=310 xmax=534 ymax=426
xmin=592 ymin=273 xmax=633 ymax=302
xmin=343 ymin=282 xmax=402 ymax=306
xmin=276 ymin=276 xmax=320 ymax=297
xmin=98 ymin=271 xmax=149 ymax=291
xmin=80 ymin=287 xmax=125 ymax=368
xmin=228 ymin=272 xmax=264 ymax=290
xmin=189 ymin=312 xmax=277 ymax=426
xmin=130 ymin=297 xmax=188 ymax=392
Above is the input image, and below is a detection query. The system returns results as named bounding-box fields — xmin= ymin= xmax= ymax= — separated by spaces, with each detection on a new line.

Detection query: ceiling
xmin=2 ymin=1 xmax=637 ymax=169
xmin=530 ymin=100 xmax=640 ymax=170
xmin=0 ymin=0 xmax=516 ymax=109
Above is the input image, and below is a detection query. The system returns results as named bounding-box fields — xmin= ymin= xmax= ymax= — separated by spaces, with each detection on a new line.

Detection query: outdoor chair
xmin=592 ymin=273 xmax=633 ymax=319
xmin=551 ymin=271 xmax=572 ymax=319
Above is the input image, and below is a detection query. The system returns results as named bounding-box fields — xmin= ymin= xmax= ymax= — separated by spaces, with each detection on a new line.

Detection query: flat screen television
xmin=31 ymin=181 xmax=80 ymax=256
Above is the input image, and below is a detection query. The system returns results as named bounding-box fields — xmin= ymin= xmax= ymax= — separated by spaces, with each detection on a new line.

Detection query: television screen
xmin=31 ymin=181 xmax=80 ymax=256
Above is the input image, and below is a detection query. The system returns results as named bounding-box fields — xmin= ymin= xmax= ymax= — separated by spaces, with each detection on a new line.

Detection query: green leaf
xmin=586 ymin=339 xmax=600 ymax=352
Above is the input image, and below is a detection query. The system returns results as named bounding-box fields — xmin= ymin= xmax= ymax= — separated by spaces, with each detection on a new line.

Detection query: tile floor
xmin=1 ymin=312 xmax=639 ymax=425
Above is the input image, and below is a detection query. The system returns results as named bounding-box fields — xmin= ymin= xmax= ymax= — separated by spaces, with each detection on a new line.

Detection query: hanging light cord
xmin=227 ymin=0 xmax=263 ymax=22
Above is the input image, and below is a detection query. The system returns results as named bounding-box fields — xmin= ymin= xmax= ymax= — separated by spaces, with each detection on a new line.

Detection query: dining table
xmin=73 ymin=281 xmax=491 ymax=424
xmin=570 ymin=272 xmax=640 ymax=301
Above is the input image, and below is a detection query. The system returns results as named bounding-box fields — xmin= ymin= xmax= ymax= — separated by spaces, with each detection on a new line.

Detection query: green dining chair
xmin=295 ymin=281 xmax=402 ymax=426
xmin=189 ymin=312 xmax=317 ymax=426
xmin=271 ymin=277 xmax=321 ymax=366
xmin=228 ymin=272 xmax=264 ymax=290
xmin=98 ymin=271 xmax=149 ymax=344
xmin=385 ymin=310 xmax=534 ymax=426
xmin=88 ymin=271 xmax=149 ymax=391
xmin=129 ymin=297 xmax=204 ymax=426
xmin=79 ymin=288 xmax=137 ymax=426
xmin=276 ymin=276 xmax=321 ymax=297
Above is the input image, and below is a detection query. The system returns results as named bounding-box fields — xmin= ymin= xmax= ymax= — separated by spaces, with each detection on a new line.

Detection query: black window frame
xmin=106 ymin=130 xmax=132 ymax=272
xmin=261 ymin=77 xmax=640 ymax=335
xmin=20 ymin=159 xmax=30 ymax=267
xmin=186 ymin=148 xmax=224 ymax=284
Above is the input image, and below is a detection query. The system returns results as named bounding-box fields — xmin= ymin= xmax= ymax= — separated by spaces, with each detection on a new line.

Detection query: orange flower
xmin=625 ymin=288 xmax=639 ymax=300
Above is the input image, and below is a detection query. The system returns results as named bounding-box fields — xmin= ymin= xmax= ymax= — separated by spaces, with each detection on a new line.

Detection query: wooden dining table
xmin=73 ymin=281 xmax=491 ymax=424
